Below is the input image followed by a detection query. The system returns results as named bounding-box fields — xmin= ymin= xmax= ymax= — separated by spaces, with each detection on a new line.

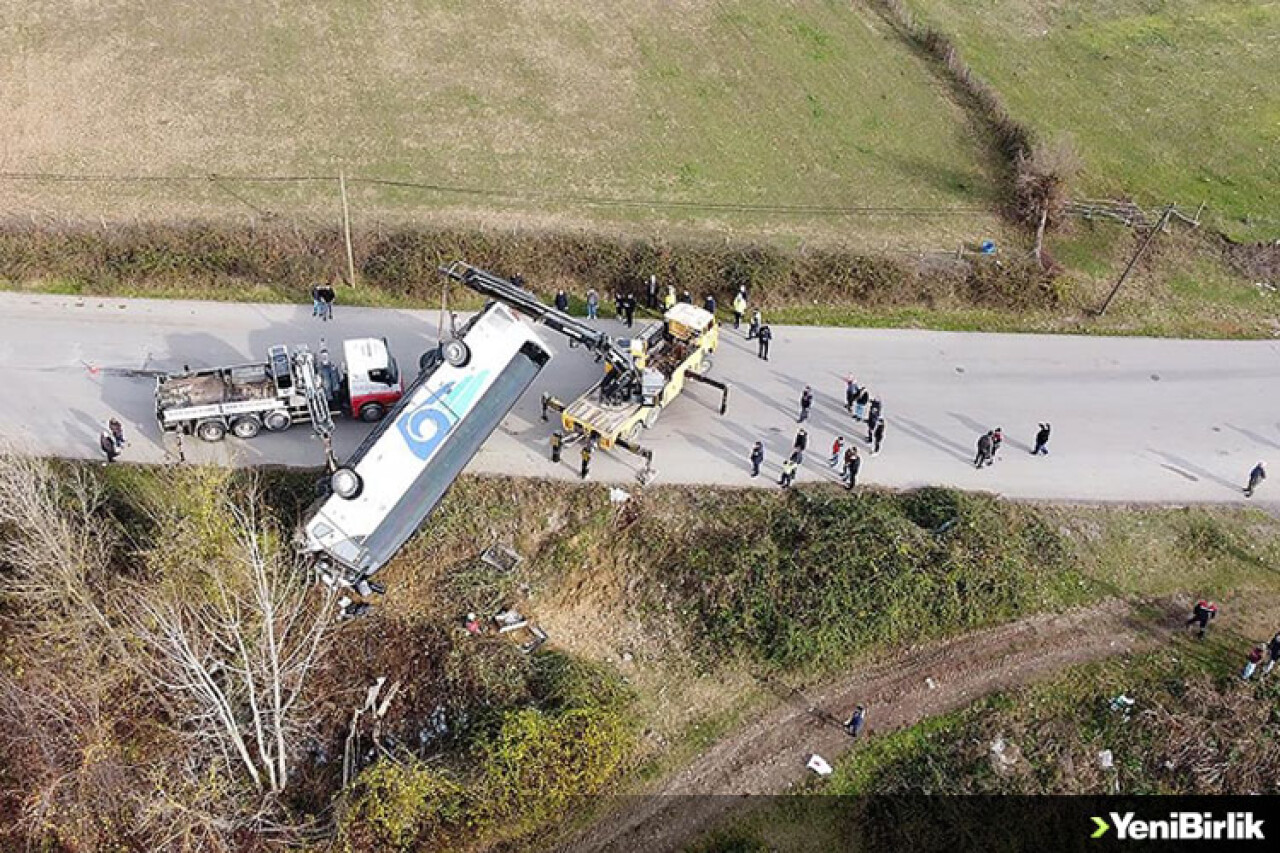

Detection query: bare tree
xmin=1014 ymin=139 xmax=1082 ymax=268
xmin=126 ymin=490 xmax=335 ymax=795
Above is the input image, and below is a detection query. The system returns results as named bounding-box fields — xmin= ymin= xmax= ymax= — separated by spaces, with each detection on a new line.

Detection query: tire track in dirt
xmin=560 ymin=598 xmax=1178 ymax=853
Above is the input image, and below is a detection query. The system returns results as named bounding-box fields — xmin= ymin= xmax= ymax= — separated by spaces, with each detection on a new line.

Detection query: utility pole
xmin=1095 ymin=204 xmax=1174 ymax=316
xmin=339 ymin=170 xmax=356 ymax=287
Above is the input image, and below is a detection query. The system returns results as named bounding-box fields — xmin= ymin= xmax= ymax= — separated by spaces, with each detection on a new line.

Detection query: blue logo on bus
xmin=396 ymin=371 xmax=490 ymax=460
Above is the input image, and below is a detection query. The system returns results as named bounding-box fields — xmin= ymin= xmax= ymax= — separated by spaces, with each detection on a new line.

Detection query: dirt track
xmin=560 ymin=599 xmax=1174 ymax=853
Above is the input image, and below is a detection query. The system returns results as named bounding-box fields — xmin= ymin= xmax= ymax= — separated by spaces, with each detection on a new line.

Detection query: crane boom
xmin=439 ymin=262 xmax=640 ymax=404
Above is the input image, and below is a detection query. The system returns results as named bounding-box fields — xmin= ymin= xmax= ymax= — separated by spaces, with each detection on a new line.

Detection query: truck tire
xmin=263 ymin=410 xmax=292 ymax=432
xmin=231 ymin=416 xmax=262 ymax=439
xmin=358 ymin=402 xmax=386 ymax=422
xmin=330 ymin=467 xmax=363 ymax=500
xmin=196 ymin=419 xmax=227 ymax=442
xmin=441 ymin=338 xmax=470 ymax=368
xmin=643 ymin=407 xmax=661 ymax=429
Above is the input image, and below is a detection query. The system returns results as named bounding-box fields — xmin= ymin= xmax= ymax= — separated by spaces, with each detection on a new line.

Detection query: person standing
xmin=747 ymin=309 xmax=762 ymax=340
xmin=703 ymin=294 xmax=716 ymax=316
xmin=1032 ymin=422 xmax=1051 ymax=455
xmin=843 ymin=446 xmax=861 ymax=490
xmin=990 ymin=427 xmax=1004 ymax=462
xmin=1264 ymin=631 xmax=1280 ymax=676
xmin=1245 ymin=461 xmax=1267 ymax=497
xmin=623 ymin=293 xmax=637 ymax=328
xmin=109 ymin=417 xmax=126 ymax=450
xmin=580 ymin=441 xmax=593 ymax=479
xmin=866 ymin=398 xmax=882 ymax=443
xmin=829 ymin=435 xmax=844 ymax=466
xmin=799 ymin=386 xmax=814 ymax=423
xmin=845 ymin=377 xmax=860 ymax=414
xmin=679 ymin=290 xmax=692 ymax=304
xmin=586 ymin=288 xmax=600 ymax=320
xmin=550 ymin=431 xmax=563 ymax=463
xmin=317 ymin=282 xmax=336 ymax=321
xmin=844 ymin=705 xmax=866 ymax=738
xmin=757 ymin=324 xmax=772 ymax=360
xmin=732 ymin=288 xmax=747 ymax=329
xmin=663 ymin=285 xmax=677 ymax=311
xmin=749 ymin=441 xmax=765 ymax=478
xmin=854 ymin=388 xmax=870 ymax=422
xmin=779 ymin=454 xmax=798 ymax=489
xmin=99 ymin=429 xmax=118 ymax=463
xmin=1242 ymin=645 xmax=1264 ymax=680
xmin=310 ymin=283 xmax=324 ymax=318
xmin=554 ymin=289 xmax=569 ymax=313
xmin=792 ymin=428 xmax=808 ymax=464
xmin=871 ymin=418 xmax=885 ymax=456
xmin=646 ymin=275 xmax=659 ymax=309
xmin=1186 ymin=599 xmax=1218 ymax=639
xmin=975 ymin=431 xmax=993 ymax=469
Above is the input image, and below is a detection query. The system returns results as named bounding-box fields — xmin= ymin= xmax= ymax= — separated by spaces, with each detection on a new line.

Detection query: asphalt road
xmin=0 ymin=292 xmax=1276 ymax=505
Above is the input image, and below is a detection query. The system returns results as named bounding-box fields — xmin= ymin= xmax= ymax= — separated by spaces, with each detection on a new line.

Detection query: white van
xmin=301 ymin=303 xmax=551 ymax=587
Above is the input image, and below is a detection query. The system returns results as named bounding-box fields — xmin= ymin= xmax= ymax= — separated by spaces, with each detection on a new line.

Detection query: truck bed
xmin=156 ymin=367 xmax=274 ymax=410
xmin=565 ymin=388 xmax=641 ymax=437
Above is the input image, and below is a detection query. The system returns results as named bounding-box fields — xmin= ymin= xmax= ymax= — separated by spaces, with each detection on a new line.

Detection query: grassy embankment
xmin=4 ymin=460 xmax=1280 ymax=850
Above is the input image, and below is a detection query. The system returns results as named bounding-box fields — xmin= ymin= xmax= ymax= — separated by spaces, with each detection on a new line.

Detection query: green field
xmin=907 ymin=0 xmax=1280 ymax=240
xmin=0 ymin=0 xmax=1004 ymax=247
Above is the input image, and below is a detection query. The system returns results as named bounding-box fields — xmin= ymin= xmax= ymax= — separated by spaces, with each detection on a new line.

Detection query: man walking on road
xmin=550 ymin=431 xmax=563 ymax=463
xmin=871 ymin=418 xmax=885 ymax=456
xmin=843 ymin=446 xmax=861 ymax=490
xmin=793 ymin=428 xmax=808 ymax=464
xmin=1245 ymin=461 xmax=1267 ymax=497
xmin=975 ymin=431 xmax=994 ymax=469
xmin=580 ymin=441 xmax=593 ymax=480
xmin=732 ymin=288 xmax=747 ymax=329
xmin=799 ymin=386 xmax=814 ymax=422
xmin=1032 ymin=422 xmax=1051 ymax=455
xmin=749 ymin=441 xmax=765 ymax=478
xmin=866 ymin=398 xmax=882 ymax=443
xmin=747 ymin=309 xmax=762 ymax=340
xmin=779 ymin=454 xmax=798 ymax=489
xmin=757 ymin=324 xmax=772 ymax=360
xmin=99 ymin=429 xmax=118 ymax=463
xmin=830 ymin=435 xmax=844 ymax=466
xmin=990 ymin=427 xmax=1004 ymax=461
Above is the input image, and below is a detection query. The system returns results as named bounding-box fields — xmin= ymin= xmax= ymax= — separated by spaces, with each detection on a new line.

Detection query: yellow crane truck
xmin=439 ymin=262 xmax=729 ymax=475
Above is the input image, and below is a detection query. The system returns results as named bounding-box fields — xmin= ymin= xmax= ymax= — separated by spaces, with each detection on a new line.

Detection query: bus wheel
xmin=264 ymin=410 xmax=292 ymax=432
xmin=441 ymin=338 xmax=471 ymax=368
xmin=196 ymin=419 xmax=227 ymax=442
xmin=330 ymin=467 xmax=363 ymax=500
xmin=231 ymin=416 xmax=262 ymax=439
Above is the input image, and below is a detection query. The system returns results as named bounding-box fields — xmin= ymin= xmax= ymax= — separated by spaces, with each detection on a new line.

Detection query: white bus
xmin=301 ymin=303 xmax=551 ymax=588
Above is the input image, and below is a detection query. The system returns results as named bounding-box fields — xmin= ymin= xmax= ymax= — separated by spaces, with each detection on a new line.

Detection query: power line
xmin=0 ymin=170 xmax=993 ymax=218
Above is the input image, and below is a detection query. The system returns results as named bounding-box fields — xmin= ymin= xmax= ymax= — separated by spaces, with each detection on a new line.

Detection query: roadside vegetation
xmin=6 ymin=457 xmax=1280 ymax=851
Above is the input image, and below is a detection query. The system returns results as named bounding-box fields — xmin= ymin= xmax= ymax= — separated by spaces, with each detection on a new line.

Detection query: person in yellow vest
xmin=731 ymin=288 xmax=747 ymax=329
xmin=663 ymin=285 xmax=677 ymax=311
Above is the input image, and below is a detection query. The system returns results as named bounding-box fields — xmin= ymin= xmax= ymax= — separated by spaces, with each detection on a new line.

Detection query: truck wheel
xmin=643 ymin=407 xmax=661 ymax=429
xmin=196 ymin=420 xmax=227 ymax=442
xmin=231 ymin=416 xmax=261 ymax=439
xmin=263 ymin=410 xmax=292 ymax=432
xmin=441 ymin=338 xmax=470 ymax=368
xmin=330 ymin=467 xmax=363 ymax=500
xmin=358 ymin=402 xmax=385 ymax=422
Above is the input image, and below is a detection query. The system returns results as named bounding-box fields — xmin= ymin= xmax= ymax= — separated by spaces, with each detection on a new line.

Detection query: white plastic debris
xmin=1097 ymin=749 xmax=1114 ymax=770
xmin=610 ymin=487 xmax=632 ymax=504
xmin=806 ymin=754 xmax=833 ymax=776
xmin=926 ymin=677 xmax=938 ymax=690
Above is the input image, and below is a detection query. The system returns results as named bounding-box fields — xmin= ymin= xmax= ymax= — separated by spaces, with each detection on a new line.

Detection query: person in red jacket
xmin=1186 ymin=599 xmax=1218 ymax=639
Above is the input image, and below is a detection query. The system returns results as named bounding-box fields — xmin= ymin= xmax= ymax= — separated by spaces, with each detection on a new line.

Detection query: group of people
xmin=1187 ymin=600 xmax=1280 ymax=684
